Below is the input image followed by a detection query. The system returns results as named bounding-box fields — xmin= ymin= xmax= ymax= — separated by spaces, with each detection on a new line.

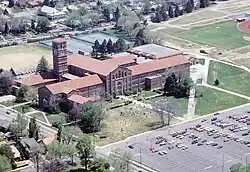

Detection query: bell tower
xmin=52 ymin=38 xmax=68 ymax=80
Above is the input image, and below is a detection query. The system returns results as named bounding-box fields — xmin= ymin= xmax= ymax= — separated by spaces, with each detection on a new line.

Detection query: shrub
xmin=214 ymin=79 xmax=219 ymax=86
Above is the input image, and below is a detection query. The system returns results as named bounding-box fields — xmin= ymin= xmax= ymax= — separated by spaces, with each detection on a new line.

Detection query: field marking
xmin=204 ymin=166 xmax=212 ymax=169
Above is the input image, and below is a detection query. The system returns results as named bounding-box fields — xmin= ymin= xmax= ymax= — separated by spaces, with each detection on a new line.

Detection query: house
xmin=10 ymin=145 xmax=21 ymax=161
xmin=34 ymin=38 xmax=192 ymax=109
xmin=18 ymin=138 xmax=44 ymax=159
xmin=37 ymin=5 xmax=66 ymax=20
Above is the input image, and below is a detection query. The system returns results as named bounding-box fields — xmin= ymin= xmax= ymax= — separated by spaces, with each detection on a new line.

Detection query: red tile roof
xmin=68 ymin=94 xmax=100 ymax=105
xmin=16 ymin=72 xmax=58 ymax=86
xmin=128 ymin=55 xmax=191 ymax=76
xmin=45 ymin=74 xmax=103 ymax=94
xmin=103 ymin=55 xmax=136 ymax=66
xmin=68 ymin=54 xmax=118 ymax=76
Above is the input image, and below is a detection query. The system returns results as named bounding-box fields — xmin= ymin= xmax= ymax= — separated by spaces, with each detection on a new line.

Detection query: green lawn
xmin=208 ymin=60 xmax=250 ymax=96
xmin=13 ymin=105 xmax=34 ymax=114
xmin=177 ymin=21 xmax=250 ymax=50
xmin=195 ymin=86 xmax=248 ymax=115
xmin=0 ymin=100 xmax=21 ymax=107
xmin=28 ymin=112 xmax=47 ymax=123
xmin=47 ymin=113 xmax=67 ymax=125
xmin=144 ymin=96 xmax=189 ymax=116
xmin=138 ymin=91 xmax=159 ymax=98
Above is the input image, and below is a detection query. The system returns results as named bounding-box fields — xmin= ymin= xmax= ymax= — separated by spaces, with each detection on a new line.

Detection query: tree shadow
xmin=146 ymin=121 xmax=164 ymax=130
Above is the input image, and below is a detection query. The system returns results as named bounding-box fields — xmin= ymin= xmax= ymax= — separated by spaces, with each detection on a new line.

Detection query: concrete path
xmin=0 ymin=95 xmax=16 ymax=102
xmin=202 ymin=83 xmax=250 ymax=100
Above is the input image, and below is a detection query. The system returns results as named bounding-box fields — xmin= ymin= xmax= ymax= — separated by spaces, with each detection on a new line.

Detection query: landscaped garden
xmin=207 ymin=60 xmax=250 ymax=96
xmin=195 ymin=86 xmax=248 ymax=115
xmin=177 ymin=20 xmax=250 ymax=50
xmin=95 ymin=103 xmax=180 ymax=146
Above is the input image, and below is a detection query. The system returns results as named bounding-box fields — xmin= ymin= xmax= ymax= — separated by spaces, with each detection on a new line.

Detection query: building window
xmin=116 ymin=73 xmax=118 ymax=78
xmin=119 ymin=71 xmax=121 ymax=78
xmin=122 ymin=71 xmax=124 ymax=77
xmin=112 ymin=75 xmax=115 ymax=79
xmin=124 ymin=72 xmax=127 ymax=76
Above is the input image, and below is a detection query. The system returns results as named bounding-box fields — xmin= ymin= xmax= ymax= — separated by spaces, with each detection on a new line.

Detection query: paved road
xmin=0 ymin=108 xmax=56 ymax=137
xmin=100 ymin=104 xmax=250 ymax=172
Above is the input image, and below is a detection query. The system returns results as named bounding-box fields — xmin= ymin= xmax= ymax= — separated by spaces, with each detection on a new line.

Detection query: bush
xmin=103 ymin=28 xmax=107 ymax=31
xmin=214 ymin=79 xmax=219 ymax=86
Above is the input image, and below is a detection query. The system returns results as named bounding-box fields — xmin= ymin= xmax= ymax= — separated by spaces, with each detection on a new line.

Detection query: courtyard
xmin=207 ymin=60 xmax=250 ymax=96
xmin=177 ymin=20 xmax=250 ymax=50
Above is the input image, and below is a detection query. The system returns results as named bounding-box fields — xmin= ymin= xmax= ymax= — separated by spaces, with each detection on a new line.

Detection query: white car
xmin=169 ymin=140 xmax=175 ymax=145
xmin=182 ymin=146 xmax=188 ymax=150
xmin=206 ymin=141 xmax=214 ymax=145
xmin=247 ymin=144 xmax=250 ymax=147
xmin=240 ymin=127 xmax=248 ymax=131
xmin=162 ymin=150 xmax=168 ymax=154
xmin=179 ymin=135 xmax=184 ymax=139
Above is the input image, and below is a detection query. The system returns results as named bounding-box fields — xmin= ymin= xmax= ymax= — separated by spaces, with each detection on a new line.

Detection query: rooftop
xmin=16 ymin=72 xmax=58 ymax=86
xmin=52 ymin=38 xmax=66 ymax=44
xmin=130 ymin=44 xmax=182 ymax=59
xmin=103 ymin=55 xmax=136 ymax=66
xmin=68 ymin=94 xmax=100 ymax=105
xmin=45 ymin=74 xmax=103 ymax=94
xmin=128 ymin=55 xmax=191 ymax=76
xmin=20 ymin=138 xmax=41 ymax=151
xmin=62 ymin=73 xmax=80 ymax=80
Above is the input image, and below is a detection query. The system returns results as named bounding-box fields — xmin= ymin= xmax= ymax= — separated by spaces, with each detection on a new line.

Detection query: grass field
xmin=28 ymin=112 xmax=47 ymax=123
xmin=195 ymin=86 xmax=248 ymax=115
xmin=169 ymin=10 xmax=226 ymax=25
xmin=208 ymin=60 xmax=250 ymax=96
xmin=95 ymin=104 xmax=180 ymax=146
xmin=144 ymin=96 xmax=188 ymax=116
xmin=177 ymin=21 xmax=250 ymax=50
xmin=138 ymin=91 xmax=159 ymax=98
xmin=13 ymin=105 xmax=34 ymax=114
xmin=0 ymin=100 xmax=20 ymax=107
xmin=47 ymin=113 xmax=67 ymax=125
xmin=0 ymin=43 xmax=52 ymax=71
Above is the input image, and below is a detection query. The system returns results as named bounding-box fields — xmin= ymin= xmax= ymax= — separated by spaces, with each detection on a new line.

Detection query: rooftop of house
xmin=129 ymin=44 xmax=182 ymax=59
xmin=45 ymin=74 xmax=103 ymax=94
xmin=103 ymin=55 xmax=136 ymax=66
xmin=15 ymin=72 xmax=58 ymax=86
xmin=53 ymin=37 xmax=66 ymax=44
xmin=68 ymin=94 xmax=100 ymax=105
xmin=128 ymin=55 xmax=191 ymax=76
xmin=10 ymin=145 xmax=21 ymax=158
xmin=39 ymin=5 xmax=65 ymax=15
xmin=62 ymin=73 xmax=80 ymax=80
xmin=20 ymin=138 xmax=41 ymax=152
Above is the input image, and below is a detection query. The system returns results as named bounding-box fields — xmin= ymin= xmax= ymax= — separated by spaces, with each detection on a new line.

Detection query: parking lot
xmin=103 ymin=104 xmax=250 ymax=172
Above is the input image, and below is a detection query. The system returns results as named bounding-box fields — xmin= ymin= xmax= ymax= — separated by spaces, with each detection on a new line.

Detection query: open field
xmin=195 ymin=86 xmax=248 ymax=115
xmin=0 ymin=43 xmax=52 ymax=71
xmin=47 ymin=113 xmax=67 ymax=125
xmin=144 ymin=96 xmax=188 ymax=116
xmin=169 ymin=10 xmax=226 ymax=25
xmin=138 ymin=90 xmax=159 ymax=98
xmin=208 ymin=60 xmax=250 ymax=96
xmin=95 ymin=104 xmax=180 ymax=146
xmin=13 ymin=105 xmax=34 ymax=114
xmin=177 ymin=21 xmax=250 ymax=50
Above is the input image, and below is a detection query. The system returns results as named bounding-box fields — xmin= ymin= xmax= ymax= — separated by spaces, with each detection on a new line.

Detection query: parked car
xmin=128 ymin=145 xmax=134 ymax=149
xmin=198 ymin=143 xmax=203 ymax=146
xmin=214 ymin=113 xmax=220 ymax=116
xmin=224 ymin=139 xmax=230 ymax=142
xmin=242 ymin=133 xmax=249 ymax=136
xmin=217 ymin=145 xmax=223 ymax=149
xmin=192 ymin=140 xmax=198 ymax=144
xmin=211 ymin=117 xmax=217 ymax=121
xmin=212 ymin=143 xmax=218 ymax=146
xmin=206 ymin=141 xmax=214 ymax=145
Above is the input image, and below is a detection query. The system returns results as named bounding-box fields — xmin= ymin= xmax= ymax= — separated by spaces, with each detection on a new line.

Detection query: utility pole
xmin=139 ymin=148 xmax=142 ymax=164
xmin=222 ymin=153 xmax=224 ymax=172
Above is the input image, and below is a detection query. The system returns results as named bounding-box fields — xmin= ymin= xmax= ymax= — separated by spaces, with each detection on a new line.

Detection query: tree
xmin=168 ymin=6 xmax=174 ymax=18
xmin=175 ymin=75 xmax=193 ymax=98
xmin=68 ymin=105 xmax=81 ymax=125
xmin=0 ymin=145 xmax=15 ymax=168
xmin=109 ymin=151 xmax=131 ymax=172
xmin=114 ymin=7 xmax=121 ymax=23
xmin=103 ymin=8 xmax=110 ymax=22
xmin=26 ymin=87 xmax=37 ymax=103
xmin=214 ymin=79 xmax=219 ymax=86
xmin=8 ymin=0 xmax=14 ymax=8
xmin=79 ymin=102 xmax=104 ymax=133
xmin=76 ymin=134 xmax=94 ymax=171
xmin=0 ymin=155 xmax=12 ymax=172
xmin=99 ymin=39 xmax=107 ymax=57
xmin=185 ymin=0 xmax=193 ymax=13
xmin=16 ymin=84 xmax=29 ymax=102
xmin=142 ymin=0 xmax=151 ymax=15
xmin=134 ymin=28 xmax=149 ymax=46
xmin=90 ymin=158 xmax=110 ymax=172
xmin=36 ymin=56 xmax=49 ymax=73
xmin=0 ymin=70 xmax=13 ymax=95
xmin=96 ymin=0 xmax=102 ymax=6
xmin=49 ymin=0 xmax=55 ymax=7
xmin=8 ymin=113 xmax=28 ymax=139
xmin=175 ymin=5 xmax=180 ymax=17
xmin=35 ymin=17 xmax=50 ymax=33
xmin=41 ymin=160 xmax=68 ymax=172
xmin=4 ymin=22 xmax=9 ymax=35
xmin=106 ymin=39 xmax=113 ymax=54
xmin=47 ymin=140 xmax=68 ymax=159
xmin=200 ymin=0 xmax=206 ymax=8
xmin=160 ymin=3 xmax=169 ymax=21
xmin=42 ymin=0 xmax=50 ymax=6
xmin=92 ymin=40 xmax=100 ymax=59
xmin=152 ymin=99 xmax=177 ymax=126
xmin=3 ymin=9 xmax=8 ymax=16
xmin=116 ymin=38 xmax=126 ymax=53
xmin=57 ymin=125 xmax=62 ymax=143
xmin=31 ymin=20 xmax=35 ymax=30
xmin=29 ymin=117 xmax=39 ymax=140
xmin=164 ymin=73 xmax=178 ymax=94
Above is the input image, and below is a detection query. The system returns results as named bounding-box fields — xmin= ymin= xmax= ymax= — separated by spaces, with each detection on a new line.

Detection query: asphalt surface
xmin=0 ymin=108 xmax=56 ymax=137
xmin=100 ymin=104 xmax=250 ymax=172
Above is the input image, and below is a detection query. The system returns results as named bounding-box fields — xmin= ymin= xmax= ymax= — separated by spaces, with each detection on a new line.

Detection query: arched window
xmin=119 ymin=71 xmax=121 ymax=78
xmin=124 ymin=72 xmax=127 ymax=76
xmin=122 ymin=71 xmax=124 ymax=77
xmin=112 ymin=75 xmax=115 ymax=79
